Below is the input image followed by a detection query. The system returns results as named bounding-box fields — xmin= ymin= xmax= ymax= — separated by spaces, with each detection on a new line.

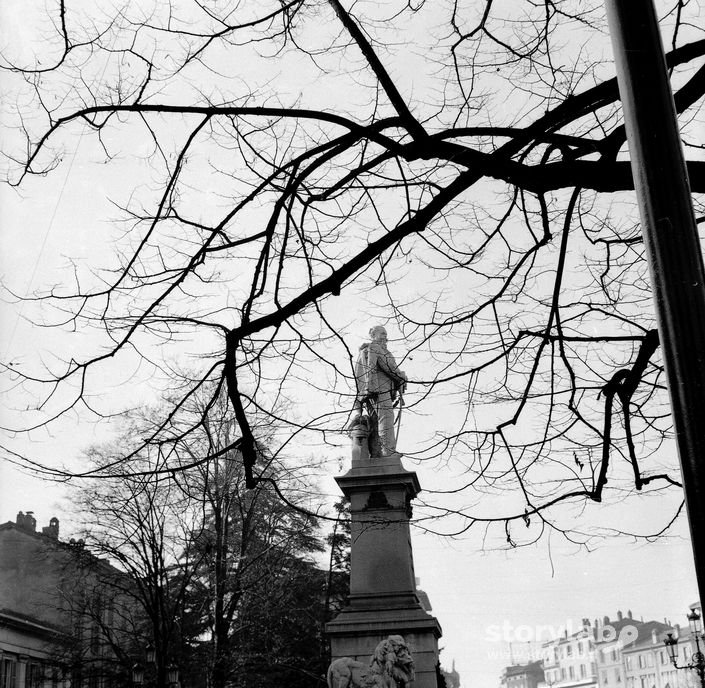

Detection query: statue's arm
xmin=363 ymin=345 xmax=378 ymax=395
xmin=377 ymin=350 xmax=407 ymax=385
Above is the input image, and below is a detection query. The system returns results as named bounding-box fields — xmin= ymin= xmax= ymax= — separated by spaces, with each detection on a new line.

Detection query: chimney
xmin=617 ymin=611 xmax=623 ymax=621
xmin=628 ymin=610 xmax=633 ymax=619
xmin=42 ymin=517 xmax=59 ymax=540
xmin=603 ymin=616 xmax=610 ymax=625
xmin=16 ymin=511 xmax=37 ymax=532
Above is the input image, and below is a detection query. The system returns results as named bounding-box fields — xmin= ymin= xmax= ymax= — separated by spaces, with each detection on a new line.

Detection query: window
xmin=1 ymin=660 xmax=17 ymax=688
xmin=105 ymin=600 xmax=115 ymax=628
xmin=569 ymin=667 xmax=575 ymax=680
xmin=615 ymin=670 xmax=622 ymax=683
xmin=625 ymin=657 xmax=632 ymax=670
xmin=26 ymin=664 xmax=42 ymax=688
xmin=567 ymin=646 xmax=573 ymax=657
xmin=562 ymin=669 xmax=566 ymax=680
xmin=611 ymin=649 xmax=618 ymax=662
xmin=602 ymin=671 xmax=608 ymax=684
xmin=580 ymin=665 xmax=586 ymax=678
xmin=91 ymin=620 xmax=101 ymax=655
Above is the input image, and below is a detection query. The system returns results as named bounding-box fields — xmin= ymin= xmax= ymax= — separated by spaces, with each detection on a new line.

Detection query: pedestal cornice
xmin=335 ymin=457 xmax=422 ymax=499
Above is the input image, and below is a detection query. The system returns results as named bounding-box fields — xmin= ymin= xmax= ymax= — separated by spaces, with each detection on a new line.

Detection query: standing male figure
xmin=353 ymin=325 xmax=407 ymax=456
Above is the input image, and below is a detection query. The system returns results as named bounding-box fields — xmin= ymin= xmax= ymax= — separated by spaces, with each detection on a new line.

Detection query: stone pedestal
xmin=326 ymin=425 xmax=442 ymax=687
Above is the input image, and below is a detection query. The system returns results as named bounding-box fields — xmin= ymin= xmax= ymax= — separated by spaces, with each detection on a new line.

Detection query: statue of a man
xmin=353 ymin=325 xmax=407 ymax=456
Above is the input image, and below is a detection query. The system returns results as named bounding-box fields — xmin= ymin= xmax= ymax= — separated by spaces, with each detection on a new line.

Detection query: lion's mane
xmin=327 ymin=635 xmax=414 ymax=688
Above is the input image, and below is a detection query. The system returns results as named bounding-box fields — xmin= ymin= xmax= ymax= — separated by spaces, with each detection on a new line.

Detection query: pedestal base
xmin=327 ymin=604 xmax=442 ymax=688
xmin=325 ymin=445 xmax=442 ymax=687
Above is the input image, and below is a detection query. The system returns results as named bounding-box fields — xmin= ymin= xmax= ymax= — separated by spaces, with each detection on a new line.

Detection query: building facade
xmin=0 ymin=512 xmax=138 ymax=688
xmin=541 ymin=619 xmax=598 ymax=688
xmin=502 ymin=660 xmax=545 ymax=688
xmin=593 ymin=608 xmax=702 ymax=688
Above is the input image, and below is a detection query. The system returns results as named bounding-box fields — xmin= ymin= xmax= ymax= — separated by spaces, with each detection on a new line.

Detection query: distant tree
xmin=73 ymin=435 xmax=198 ymax=688
xmin=173 ymin=394 xmax=325 ymax=688
xmin=229 ymin=556 xmax=329 ymax=687
xmin=3 ymin=0 xmax=704 ymax=545
xmin=325 ymin=498 xmax=351 ymax=623
xmin=73 ymin=392 xmax=327 ymax=688
xmin=178 ymin=455 xmax=325 ymax=688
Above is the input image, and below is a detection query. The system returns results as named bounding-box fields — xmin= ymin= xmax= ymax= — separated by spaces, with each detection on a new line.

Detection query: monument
xmin=326 ymin=326 xmax=442 ymax=688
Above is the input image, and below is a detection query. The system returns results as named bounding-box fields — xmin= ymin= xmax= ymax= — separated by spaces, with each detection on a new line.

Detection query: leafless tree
xmin=2 ymin=0 xmax=704 ymax=545
xmin=168 ymin=394 xmax=324 ymax=687
xmin=72 ymin=437 xmax=198 ymax=688
xmin=71 ymin=394 xmax=325 ymax=688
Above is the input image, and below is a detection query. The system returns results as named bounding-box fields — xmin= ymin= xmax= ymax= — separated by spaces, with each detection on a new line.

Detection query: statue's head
xmin=369 ymin=325 xmax=388 ymax=343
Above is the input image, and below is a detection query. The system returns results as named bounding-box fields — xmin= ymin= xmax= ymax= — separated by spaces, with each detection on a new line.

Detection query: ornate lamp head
xmin=131 ymin=664 xmax=145 ymax=686
xmin=167 ymin=663 xmax=179 ymax=685
xmin=664 ymin=633 xmax=678 ymax=665
xmin=688 ymin=609 xmax=702 ymax=635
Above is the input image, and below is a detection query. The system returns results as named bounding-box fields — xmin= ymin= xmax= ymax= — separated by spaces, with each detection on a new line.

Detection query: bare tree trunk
xmin=212 ymin=493 xmax=229 ymax=688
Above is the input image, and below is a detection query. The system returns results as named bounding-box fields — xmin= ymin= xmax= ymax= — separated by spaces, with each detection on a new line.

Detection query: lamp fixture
xmin=663 ymin=608 xmax=705 ymax=688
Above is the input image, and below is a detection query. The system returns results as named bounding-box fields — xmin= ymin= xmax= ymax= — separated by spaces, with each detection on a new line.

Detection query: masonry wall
xmin=0 ymin=526 xmax=72 ymax=629
xmin=0 ymin=516 xmax=139 ymax=688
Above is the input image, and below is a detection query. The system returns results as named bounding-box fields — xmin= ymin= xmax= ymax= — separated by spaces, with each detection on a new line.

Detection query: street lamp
xmin=131 ymin=644 xmax=179 ymax=688
xmin=132 ymin=663 xmax=145 ymax=687
xmin=145 ymin=644 xmax=156 ymax=665
xmin=664 ymin=609 xmax=705 ymax=688
xmin=166 ymin=663 xmax=180 ymax=688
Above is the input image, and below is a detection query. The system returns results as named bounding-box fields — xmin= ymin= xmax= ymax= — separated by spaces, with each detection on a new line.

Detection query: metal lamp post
xmin=131 ymin=644 xmax=179 ymax=688
xmin=664 ymin=609 xmax=705 ymax=688
xmin=604 ymin=0 xmax=705 ymax=608
xmin=145 ymin=644 xmax=156 ymax=666
xmin=132 ymin=663 xmax=145 ymax=687
xmin=166 ymin=663 xmax=180 ymax=688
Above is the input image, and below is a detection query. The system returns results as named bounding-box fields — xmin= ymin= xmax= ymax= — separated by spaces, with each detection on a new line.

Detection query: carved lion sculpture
xmin=327 ymin=635 xmax=415 ymax=688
